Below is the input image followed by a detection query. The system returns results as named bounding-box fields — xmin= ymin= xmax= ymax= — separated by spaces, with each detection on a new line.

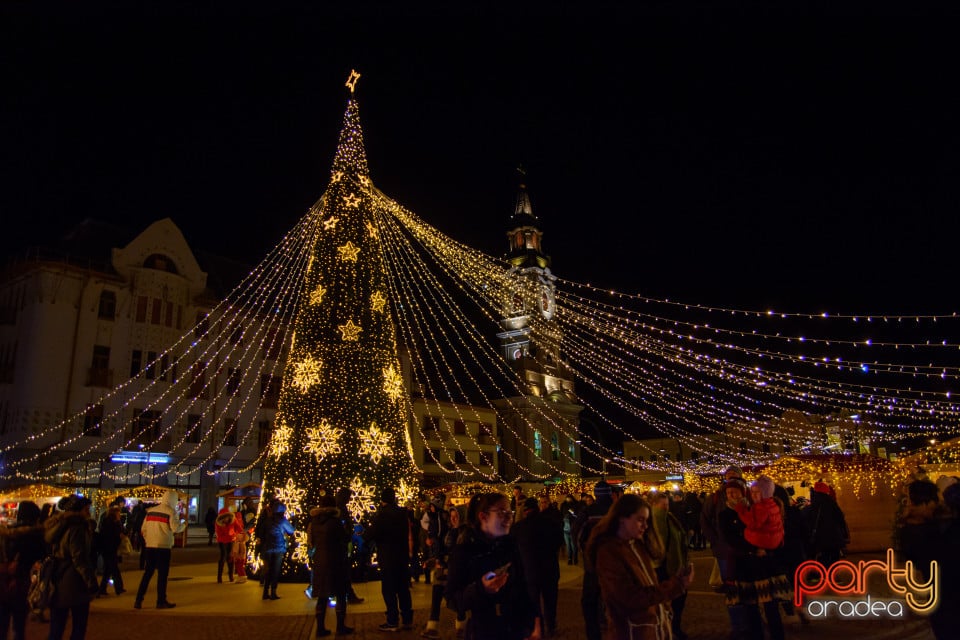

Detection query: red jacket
xmin=215 ymin=508 xmax=242 ymax=544
xmin=734 ymin=498 xmax=784 ymax=550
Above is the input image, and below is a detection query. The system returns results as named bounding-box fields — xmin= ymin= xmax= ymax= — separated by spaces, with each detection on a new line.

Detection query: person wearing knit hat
xmin=719 ymin=478 xmax=790 ymax=640
xmin=804 ymin=479 xmax=849 ymax=567
xmin=45 ymin=495 xmax=98 ymax=639
xmin=724 ymin=466 xmax=744 ymax=480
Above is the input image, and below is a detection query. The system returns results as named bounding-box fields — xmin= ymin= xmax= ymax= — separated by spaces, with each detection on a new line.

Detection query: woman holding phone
xmin=586 ymin=494 xmax=693 ymax=640
xmin=445 ymin=492 xmax=540 ymax=640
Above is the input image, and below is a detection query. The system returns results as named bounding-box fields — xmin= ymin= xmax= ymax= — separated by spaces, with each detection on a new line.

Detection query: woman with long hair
xmin=445 ymin=493 xmax=540 ymax=640
xmin=586 ymin=494 xmax=693 ymax=640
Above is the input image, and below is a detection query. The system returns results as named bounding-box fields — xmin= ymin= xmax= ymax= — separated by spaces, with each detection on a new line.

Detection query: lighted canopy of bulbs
xmin=2 ymin=72 xmax=959 ymax=505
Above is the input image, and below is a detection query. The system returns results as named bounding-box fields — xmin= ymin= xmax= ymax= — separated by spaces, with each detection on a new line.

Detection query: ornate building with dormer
xmin=493 ymin=176 xmax=583 ymax=481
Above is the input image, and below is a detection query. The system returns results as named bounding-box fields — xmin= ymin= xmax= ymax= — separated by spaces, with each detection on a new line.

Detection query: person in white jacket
xmin=133 ymin=490 xmax=186 ymax=610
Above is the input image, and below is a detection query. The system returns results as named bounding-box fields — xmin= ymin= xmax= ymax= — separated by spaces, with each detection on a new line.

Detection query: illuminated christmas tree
xmin=256 ymin=70 xmax=419 ymax=577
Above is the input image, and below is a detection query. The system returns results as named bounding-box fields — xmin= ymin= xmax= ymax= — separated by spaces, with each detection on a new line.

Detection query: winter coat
xmin=804 ymin=492 xmax=849 ymax=553
xmin=651 ymin=507 xmax=687 ymax=574
xmin=141 ymin=490 xmax=186 ymax=549
xmin=44 ymin=512 xmax=97 ymax=608
xmin=734 ymin=497 xmax=784 ymax=550
xmin=0 ymin=523 xmax=46 ymax=598
xmin=445 ymin=528 xmax=537 ymax=640
xmin=700 ymin=487 xmax=729 ymax=557
xmin=98 ymin=516 xmax=123 ymax=556
xmin=308 ymin=506 xmax=349 ymax=598
xmin=364 ymin=503 xmax=410 ymax=571
xmin=259 ymin=513 xmax=295 ymax=554
xmin=594 ymin=535 xmax=684 ymax=640
xmin=898 ymin=502 xmax=949 ymax=582
xmin=215 ymin=508 xmax=242 ymax=544
xmin=512 ymin=510 xmax=562 ymax=585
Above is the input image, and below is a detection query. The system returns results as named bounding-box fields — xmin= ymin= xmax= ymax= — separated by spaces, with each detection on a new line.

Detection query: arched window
xmin=550 ymin=432 xmax=560 ymax=461
xmin=533 ymin=430 xmax=542 ymax=458
xmin=142 ymin=254 xmax=179 ymax=274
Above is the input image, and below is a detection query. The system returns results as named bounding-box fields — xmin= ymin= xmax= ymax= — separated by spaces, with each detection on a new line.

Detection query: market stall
xmin=107 ymin=484 xmax=191 ymax=547
xmin=216 ymin=483 xmax=261 ymax=512
xmin=0 ymin=483 xmax=65 ymax=524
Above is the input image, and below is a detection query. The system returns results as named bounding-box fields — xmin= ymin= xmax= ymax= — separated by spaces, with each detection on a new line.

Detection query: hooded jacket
xmin=141 ymin=490 xmax=186 ymax=549
xmin=215 ymin=508 xmax=242 ymax=544
xmin=733 ymin=498 xmax=784 ymax=550
xmin=45 ymin=511 xmax=97 ymax=607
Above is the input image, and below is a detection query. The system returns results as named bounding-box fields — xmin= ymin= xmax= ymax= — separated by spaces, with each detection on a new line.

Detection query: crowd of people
xmin=1 ymin=469 xmax=958 ymax=640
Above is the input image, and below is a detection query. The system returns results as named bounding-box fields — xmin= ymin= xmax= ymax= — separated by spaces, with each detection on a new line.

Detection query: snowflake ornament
xmin=303 ymin=418 xmax=344 ymax=462
xmin=274 ymin=478 xmax=307 ymax=516
xmin=396 ymin=478 xmax=417 ymax=506
xmin=383 ymin=365 xmax=403 ymax=402
xmin=358 ymin=421 xmax=393 ymax=465
xmin=290 ymin=530 xmax=311 ymax=565
xmin=346 ymin=476 xmax=377 ymax=521
xmin=268 ymin=421 xmax=294 ymax=459
xmin=291 ymin=355 xmax=323 ymax=394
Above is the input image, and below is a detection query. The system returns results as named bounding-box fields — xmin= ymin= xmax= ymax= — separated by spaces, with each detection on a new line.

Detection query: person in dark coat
xmin=561 ymin=494 xmax=581 ymax=565
xmin=260 ymin=502 xmax=295 ymax=601
xmin=445 ymin=492 xmax=540 ymax=640
xmin=925 ymin=483 xmax=960 ymax=640
xmin=97 ymin=506 xmax=125 ymax=596
xmin=45 ymin=495 xmax=98 ymax=640
xmin=513 ymin=497 xmax=563 ymax=637
xmin=804 ymin=482 xmax=849 ymax=566
xmin=203 ymin=507 xmax=217 ymax=546
xmin=579 ymin=481 xmax=615 ymax=640
xmin=308 ymin=494 xmax=353 ymax=637
xmin=363 ymin=487 xmax=412 ymax=631
xmin=0 ymin=501 xmax=46 ymax=640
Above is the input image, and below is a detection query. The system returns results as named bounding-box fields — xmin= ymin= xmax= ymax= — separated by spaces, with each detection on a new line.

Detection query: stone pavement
xmin=19 ymin=534 xmax=938 ymax=640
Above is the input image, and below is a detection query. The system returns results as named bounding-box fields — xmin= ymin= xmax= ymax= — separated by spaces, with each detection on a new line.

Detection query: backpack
xmin=27 ymin=556 xmax=58 ymax=612
xmin=0 ymin=542 xmax=19 ymax=603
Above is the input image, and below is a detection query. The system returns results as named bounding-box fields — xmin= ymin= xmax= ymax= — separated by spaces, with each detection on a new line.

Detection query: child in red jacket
xmin=733 ymin=475 xmax=784 ymax=552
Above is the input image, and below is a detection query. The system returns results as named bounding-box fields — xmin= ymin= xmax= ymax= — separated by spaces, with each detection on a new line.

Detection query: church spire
xmin=505 ymin=167 xmax=549 ymax=270
xmin=331 ymin=70 xmax=369 ymax=178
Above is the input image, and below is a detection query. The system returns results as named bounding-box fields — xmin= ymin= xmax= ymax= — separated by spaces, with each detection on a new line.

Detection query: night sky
xmin=3 ymin=2 xmax=960 ymax=313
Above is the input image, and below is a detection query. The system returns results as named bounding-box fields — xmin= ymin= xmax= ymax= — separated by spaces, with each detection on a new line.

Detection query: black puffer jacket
xmin=445 ymin=528 xmax=536 ymax=640
xmin=44 ymin=512 xmax=97 ymax=607
xmin=0 ymin=524 xmax=46 ymax=596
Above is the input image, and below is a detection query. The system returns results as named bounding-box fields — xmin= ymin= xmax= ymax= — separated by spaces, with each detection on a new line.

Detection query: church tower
xmin=494 ymin=171 xmax=582 ymax=481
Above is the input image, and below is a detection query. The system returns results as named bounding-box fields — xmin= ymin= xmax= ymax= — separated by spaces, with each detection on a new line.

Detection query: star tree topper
xmin=345 ymin=69 xmax=361 ymax=93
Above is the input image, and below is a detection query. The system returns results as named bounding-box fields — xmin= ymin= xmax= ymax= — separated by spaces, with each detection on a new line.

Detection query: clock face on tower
xmin=541 ymin=287 xmax=555 ymax=320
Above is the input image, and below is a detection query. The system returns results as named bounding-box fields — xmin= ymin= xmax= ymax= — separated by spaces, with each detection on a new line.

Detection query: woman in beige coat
xmin=586 ymin=495 xmax=693 ymax=640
